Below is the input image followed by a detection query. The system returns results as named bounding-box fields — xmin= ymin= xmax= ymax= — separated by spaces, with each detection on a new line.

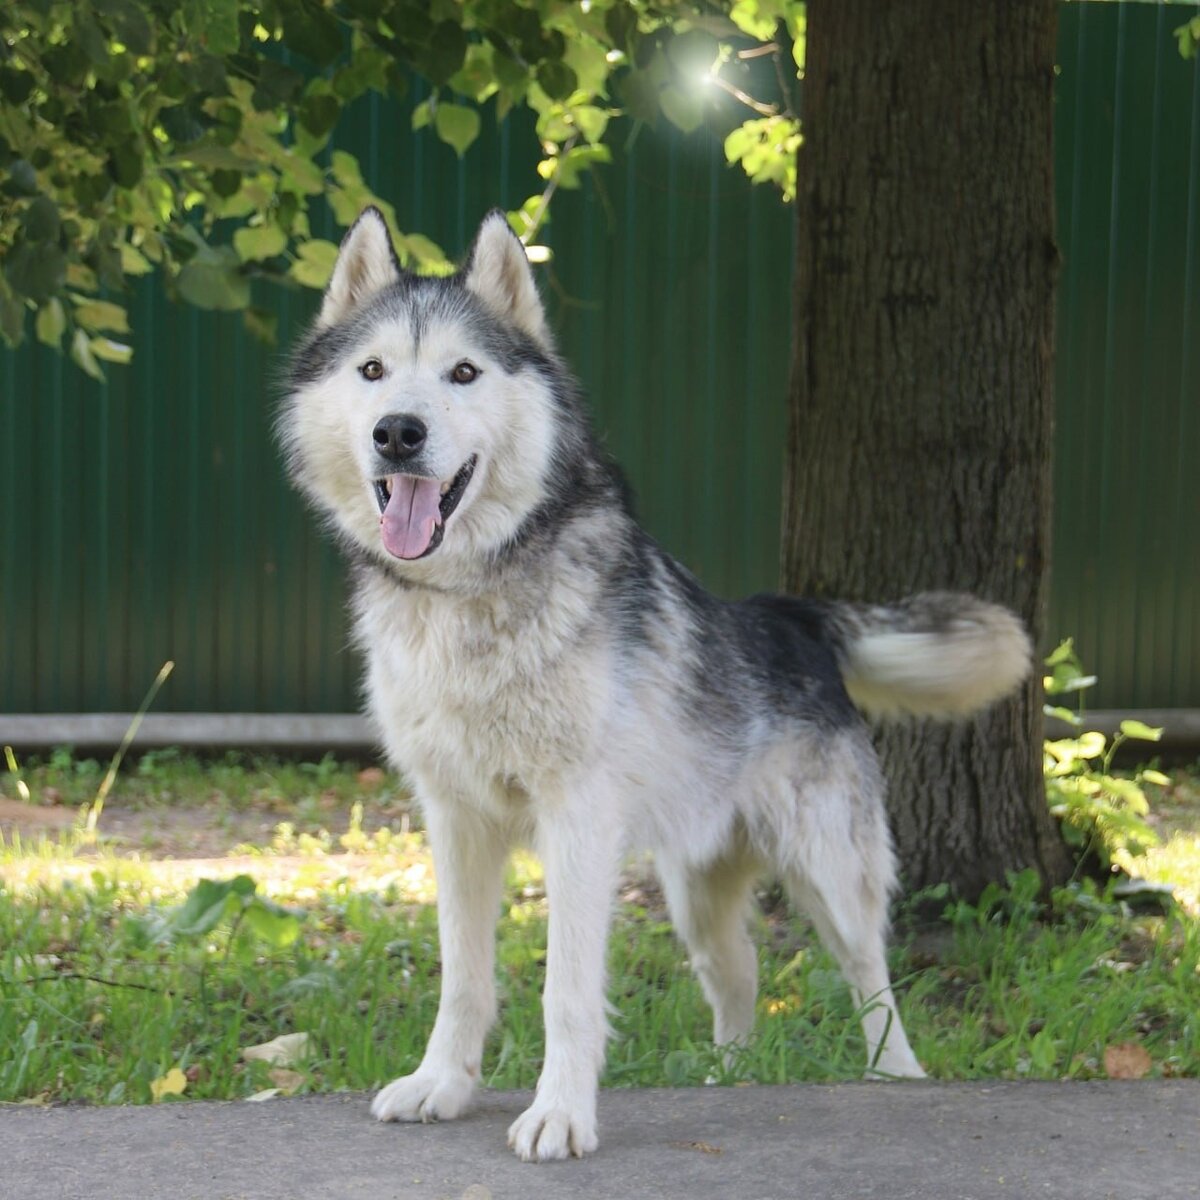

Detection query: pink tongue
xmin=380 ymin=476 xmax=442 ymax=559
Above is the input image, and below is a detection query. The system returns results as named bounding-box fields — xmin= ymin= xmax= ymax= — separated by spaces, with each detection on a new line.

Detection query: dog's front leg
xmin=508 ymin=783 xmax=622 ymax=1162
xmin=372 ymin=798 xmax=508 ymax=1124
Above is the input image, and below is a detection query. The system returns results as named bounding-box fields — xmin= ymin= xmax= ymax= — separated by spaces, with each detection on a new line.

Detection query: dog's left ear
xmin=464 ymin=211 xmax=549 ymax=347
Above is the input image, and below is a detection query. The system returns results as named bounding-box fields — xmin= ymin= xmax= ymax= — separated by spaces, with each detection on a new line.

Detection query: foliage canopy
xmin=0 ymin=0 xmax=804 ymax=374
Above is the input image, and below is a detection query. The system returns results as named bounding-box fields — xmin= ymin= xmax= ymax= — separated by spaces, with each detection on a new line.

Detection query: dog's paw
xmin=507 ymin=1096 xmax=598 ymax=1162
xmin=371 ymin=1066 xmax=476 ymax=1123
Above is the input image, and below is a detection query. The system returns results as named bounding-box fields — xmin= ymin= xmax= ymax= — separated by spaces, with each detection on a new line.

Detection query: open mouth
xmin=373 ymin=455 xmax=477 ymax=560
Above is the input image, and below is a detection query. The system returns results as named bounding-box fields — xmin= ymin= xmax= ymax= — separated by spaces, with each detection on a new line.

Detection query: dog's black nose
xmin=372 ymin=414 xmax=427 ymax=463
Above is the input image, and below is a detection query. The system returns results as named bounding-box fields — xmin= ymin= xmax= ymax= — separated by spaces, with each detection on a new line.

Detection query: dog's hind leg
xmin=372 ymin=798 xmax=509 ymax=1124
xmin=658 ymin=850 xmax=761 ymax=1048
xmin=783 ymin=832 xmax=925 ymax=1080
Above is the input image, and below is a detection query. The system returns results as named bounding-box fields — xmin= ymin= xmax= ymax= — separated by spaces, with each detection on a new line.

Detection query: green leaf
xmin=289 ymin=239 xmax=340 ymax=289
xmin=537 ymin=59 xmax=578 ymax=103
xmin=22 ymin=195 xmax=61 ymax=242
xmin=0 ymin=281 xmax=23 ymax=347
xmin=572 ymin=105 xmax=610 ymax=145
xmin=243 ymin=899 xmax=302 ymax=948
xmin=70 ymin=328 xmax=105 ymax=380
xmin=74 ymin=300 xmax=131 ymax=334
xmin=1043 ymin=704 xmax=1083 ymax=727
xmin=424 ymin=20 xmax=468 ymax=85
xmin=90 ymin=336 xmax=133 ymax=364
xmin=176 ymin=252 xmax=251 ymax=310
xmin=107 ymin=140 xmax=144 ymax=188
xmin=433 ymin=103 xmax=481 ymax=157
xmin=730 ymin=0 xmax=785 ymax=41
xmin=616 ymin=69 xmax=660 ymax=124
xmin=1119 ymin=720 xmax=1163 ymax=742
xmin=119 ymin=243 xmax=154 ymax=275
xmin=243 ymin=306 xmax=278 ymax=344
xmin=397 ymin=232 xmax=451 ymax=273
xmin=4 ymin=160 xmax=40 ymax=198
xmin=170 ymin=878 xmax=239 ymax=936
xmin=35 ymin=298 xmax=66 ymax=348
xmin=281 ymin=2 xmax=343 ymax=67
xmin=659 ymin=85 xmax=705 ymax=133
xmin=252 ymin=61 xmax=305 ymax=111
xmin=5 ymin=243 xmax=67 ymax=304
xmin=234 ymin=224 xmax=289 ymax=262
xmin=186 ymin=0 xmax=240 ymax=56
xmin=298 ymin=93 xmax=342 ymax=138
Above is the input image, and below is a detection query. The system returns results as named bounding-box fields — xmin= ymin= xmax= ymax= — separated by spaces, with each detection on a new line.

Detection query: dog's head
xmin=281 ymin=209 xmax=563 ymax=576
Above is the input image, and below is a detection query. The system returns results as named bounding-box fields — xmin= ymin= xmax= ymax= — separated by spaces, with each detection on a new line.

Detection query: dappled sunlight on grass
xmin=1116 ymin=833 xmax=1200 ymax=915
xmin=0 ymin=829 xmax=439 ymax=906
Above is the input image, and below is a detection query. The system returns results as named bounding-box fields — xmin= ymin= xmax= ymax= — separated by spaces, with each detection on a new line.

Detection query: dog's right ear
xmin=318 ymin=207 xmax=401 ymax=328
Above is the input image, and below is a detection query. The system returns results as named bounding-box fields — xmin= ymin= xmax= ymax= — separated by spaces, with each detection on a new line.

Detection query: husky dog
xmin=281 ymin=207 xmax=1031 ymax=1162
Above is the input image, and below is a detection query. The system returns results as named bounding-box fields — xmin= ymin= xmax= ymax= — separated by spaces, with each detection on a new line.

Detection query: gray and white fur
xmin=280 ymin=207 xmax=1032 ymax=1162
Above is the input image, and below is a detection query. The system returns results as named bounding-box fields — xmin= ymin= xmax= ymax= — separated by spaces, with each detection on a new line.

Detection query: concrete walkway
xmin=4 ymin=1082 xmax=1197 ymax=1200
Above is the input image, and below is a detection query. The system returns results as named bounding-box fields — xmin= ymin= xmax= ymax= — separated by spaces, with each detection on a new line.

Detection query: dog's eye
xmin=450 ymin=361 xmax=479 ymax=385
xmin=360 ymin=359 xmax=384 ymax=381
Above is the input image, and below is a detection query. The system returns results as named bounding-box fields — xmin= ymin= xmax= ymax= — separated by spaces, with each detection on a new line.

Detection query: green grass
xmin=1 ymin=751 xmax=1198 ymax=1105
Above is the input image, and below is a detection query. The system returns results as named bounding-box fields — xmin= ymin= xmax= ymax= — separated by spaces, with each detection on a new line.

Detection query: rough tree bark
xmin=782 ymin=0 xmax=1073 ymax=898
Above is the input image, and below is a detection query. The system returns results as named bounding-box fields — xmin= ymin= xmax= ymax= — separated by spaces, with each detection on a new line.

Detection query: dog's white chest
xmin=357 ymin=578 xmax=609 ymax=793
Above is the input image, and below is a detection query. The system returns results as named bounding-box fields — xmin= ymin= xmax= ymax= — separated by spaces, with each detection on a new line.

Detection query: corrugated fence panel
xmin=1050 ymin=0 xmax=1200 ymax=708
xmin=1 ymin=2 xmax=1197 ymax=714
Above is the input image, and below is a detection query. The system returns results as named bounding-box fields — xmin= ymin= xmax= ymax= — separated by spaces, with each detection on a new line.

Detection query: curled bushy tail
xmin=824 ymin=592 xmax=1032 ymax=720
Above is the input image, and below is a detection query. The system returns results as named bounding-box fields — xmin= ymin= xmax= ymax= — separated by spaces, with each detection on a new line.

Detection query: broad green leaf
xmin=74 ymin=299 xmax=131 ymax=334
xmin=433 ymin=103 xmax=481 ymax=157
xmin=22 ymin=195 xmax=61 ymax=242
xmin=233 ymin=224 xmax=288 ymax=262
xmin=243 ymin=900 xmax=301 ymax=948
xmin=70 ymin=328 xmax=105 ymax=381
xmin=90 ymin=337 xmax=133 ymax=364
xmin=1044 ymin=639 xmax=1078 ymax=667
xmin=35 ymin=298 xmax=66 ymax=348
xmin=398 ymin=232 xmax=451 ymax=273
xmin=659 ymin=85 xmax=705 ymax=133
xmin=289 ymin=239 xmax=340 ymax=289
xmin=1043 ymin=704 xmax=1083 ymax=726
xmin=572 ymin=105 xmax=610 ymax=145
xmin=537 ymin=59 xmax=578 ymax=103
xmin=1119 ymin=719 xmax=1163 ymax=742
xmin=331 ymin=150 xmax=364 ymax=188
xmin=170 ymin=878 xmax=238 ymax=935
xmin=177 ymin=258 xmax=251 ymax=310
xmin=730 ymin=0 xmax=785 ymax=41
xmin=243 ymin=306 xmax=278 ymax=344
xmin=119 ymin=243 xmax=153 ymax=275
xmin=5 ymin=243 xmax=67 ymax=305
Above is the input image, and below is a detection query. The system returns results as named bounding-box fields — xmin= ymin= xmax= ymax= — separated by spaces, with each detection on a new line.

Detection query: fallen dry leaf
xmin=149 ymin=1067 xmax=188 ymax=1102
xmin=244 ymin=1088 xmax=281 ymax=1103
xmin=267 ymin=1067 xmax=305 ymax=1094
xmin=357 ymin=767 xmax=386 ymax=788
xmin=242 ymin=1031 xmax=309 ymax=1066
xmin=1104 ymin=1041 xmax=1152 ymax=1079
xmin=668 ymin=1140 xmax=723 ymax=1155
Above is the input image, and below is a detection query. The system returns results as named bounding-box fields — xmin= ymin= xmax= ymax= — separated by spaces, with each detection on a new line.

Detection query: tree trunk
xmin=782 ymin=0 xmax=1073 ymax=898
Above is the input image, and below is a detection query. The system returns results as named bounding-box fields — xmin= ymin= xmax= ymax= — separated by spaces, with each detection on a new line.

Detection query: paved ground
xmin=4 ymin=1082 xmax=1197 ymax=1200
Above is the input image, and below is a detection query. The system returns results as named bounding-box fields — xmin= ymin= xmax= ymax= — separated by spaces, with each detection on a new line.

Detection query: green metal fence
xmin=1 ymin=1 xmax=1197 ymax=715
